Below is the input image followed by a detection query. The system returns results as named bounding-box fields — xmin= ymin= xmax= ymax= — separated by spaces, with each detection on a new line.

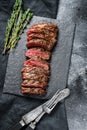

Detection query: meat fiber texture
xmin=25 ymin=48 xmax=51 ymax=60
xmin=21 ymin=23 xmax=58 ymax=96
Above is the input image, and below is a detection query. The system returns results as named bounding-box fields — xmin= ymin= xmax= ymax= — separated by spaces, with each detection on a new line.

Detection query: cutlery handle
xmin=25 ymin=126 xmax=34 ymax=130
xmin=8 ymin=123 xmax=34 ymax=130
xmin=8 ymin=122 xmax=22 ymax=130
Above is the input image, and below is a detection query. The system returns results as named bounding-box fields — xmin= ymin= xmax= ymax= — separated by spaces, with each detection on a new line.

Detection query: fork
xmin=28 ymin=88 xmax=70 ymax=129
xmin=8 ymin=88 xmax=70 ymax=130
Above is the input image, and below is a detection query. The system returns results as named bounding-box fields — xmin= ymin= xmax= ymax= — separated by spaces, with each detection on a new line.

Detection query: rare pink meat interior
xmin=21 ymin=23 xmax=58 ymax=96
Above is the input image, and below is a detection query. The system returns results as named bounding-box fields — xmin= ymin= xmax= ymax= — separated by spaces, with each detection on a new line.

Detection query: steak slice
xmin=21 ymin=66 xmax=50 ymax=75
xmin=27 ymin=29 xmax=57 ymax=38
xmin=27 ymin=33 xmax=56 ymax=44
xmin=21 ymin=87 xmax=46 ymax=96
xmin=29 ymin=23 xmax=58 ymax=32
xmin=23 ymin=58 xmax=50 ymax=71
xmin=22 ymin=73 xmax=49 ymax=81
xmin=27 ymin=34 xmax=56 ymax=41
xmin=21 ymin=79 xmax=47 ymax=89
xmin=26 ymin=39 xmax=49 ymax=51
xmin=25 ymin=48 xmax=51 ymax=60
xmin=26 ymin=39 xmax=57 ymax=51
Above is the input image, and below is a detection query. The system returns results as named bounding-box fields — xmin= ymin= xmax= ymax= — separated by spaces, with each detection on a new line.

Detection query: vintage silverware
xmin=27 ymin=88 xmax=70 ymax=129
xmin=8 ymin=88 xmax=70 ymax=130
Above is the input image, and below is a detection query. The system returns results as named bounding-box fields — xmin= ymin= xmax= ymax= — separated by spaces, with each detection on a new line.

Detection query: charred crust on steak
xmin=22 ymin=72 xmax=49 ymax=81
xmin=21 ymin=87 xmax=46 ymax=96
xmin=27 ymin=32 xmax=57 ymax=41
xmin=21 ymin=66 xmax=50 ymax=75
xmin=21 ymin=79 xmax=47 ymax=89
xmin=27 ymin=29 xmax=58 ymax=39
xmin=29 ymin=23 xmax=58 ymax=32
xmin=26 ymin=38 xmax=57 ymax=51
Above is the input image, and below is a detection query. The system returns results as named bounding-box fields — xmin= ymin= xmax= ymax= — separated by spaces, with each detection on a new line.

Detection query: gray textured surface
xmin=66 ymin=22 xmax=87 ymax=130
xmin=3 ymin=16 xmax=75 ymax=99
xmin=57 ymin=0 xmax=87 ymax=130
xmin=0 ymin=0 xmax=87 ymax=130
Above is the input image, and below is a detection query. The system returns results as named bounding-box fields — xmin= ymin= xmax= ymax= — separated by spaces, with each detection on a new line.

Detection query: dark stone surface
xmin=23 ymin=0 xmax=59 ymax=19
xmin=0 ymin=94 xmax=68 ymax=130
xmin=0 ymin=0 xmax=87 ymax=130
xmin=57 ymin=0 xmax=87 ymax=23
xmin=0 ymin=1 xmax=68 ymax=130
xmin=66 ymin=21 xmax=87 ymax=130
xmin=57 ymin=0 xmax=87 ymax=130
xmin=3 ymin=16 xmax=75 ymax=99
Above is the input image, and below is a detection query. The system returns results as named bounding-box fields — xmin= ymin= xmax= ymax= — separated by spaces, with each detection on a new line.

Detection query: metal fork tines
xmin=29 ymin=88 xmax=70 ymax=129
xmin=22 ymin=89 xmax=61 ymax=125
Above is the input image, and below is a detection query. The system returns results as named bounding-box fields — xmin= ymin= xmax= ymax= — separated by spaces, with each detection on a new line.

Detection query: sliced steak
xmin=23 ymin=58 xmax=50 ymax=71
xmin=27 ymin=33 xmax=48 ymax=40
xmin=21 ymin=66 xmax=50 ymax=75
xmin=25 ymin=48 xmax=51 ymax=60
xmin=26 ymin=39 xmax=57 ymax=51
xmin=29 ymin=23 xmax=58 ymax=32
xmin=21 ymin=87 xmax=46 ymax=96
xmin=27 ymin=33 xmax=56 ymax=44
xmin=21 ymin=23 xmax=58 ymax=96
xmin=22 ymin=73 xmax=49 ymax=81
xmin=27 ymin=29 xmax=57 ymax=39
xmin=26 ymin=39 xmax=49 ymax=51
xmin=21 ymin=79 xmax=47 ymax=89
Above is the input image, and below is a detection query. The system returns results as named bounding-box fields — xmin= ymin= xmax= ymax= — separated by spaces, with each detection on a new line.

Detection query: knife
xmin=8 ymin=104 xmax=43 ymax=130
xmin=7 ymin=91 xmax=58 ymax=130
xmin=7 ymin=100 xmax=52 ymax=130
xmin=7 ymin=122 xmax=33 ymax=130
xmin=7 ymin=88 xmax=70 ymax=130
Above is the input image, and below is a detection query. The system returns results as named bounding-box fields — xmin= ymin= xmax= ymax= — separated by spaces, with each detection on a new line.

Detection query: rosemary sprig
xmin=9 ymin=9 xmax=33 ymax=51
xmin=3 ymin=0 xmax=22 ymax=54
xmin=3 ymin=0 xmax=33 ymax=54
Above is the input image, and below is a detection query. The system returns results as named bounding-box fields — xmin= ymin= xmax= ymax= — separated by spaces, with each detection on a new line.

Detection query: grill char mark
xmin=21 ymin=87 xmax=46 ymax=96
xmin=21 ymin=79 xmax=47 ymax=89
xmin=21 ymin=66 xmax=50 ymax=75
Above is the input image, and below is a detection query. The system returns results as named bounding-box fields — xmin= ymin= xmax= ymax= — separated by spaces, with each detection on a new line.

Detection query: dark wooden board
xmin=3 ymin=16 xmax=75 ymax=99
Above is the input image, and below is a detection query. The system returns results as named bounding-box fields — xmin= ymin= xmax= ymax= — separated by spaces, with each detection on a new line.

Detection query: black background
xmin=0 ymin=0 xmax=87 ymax=130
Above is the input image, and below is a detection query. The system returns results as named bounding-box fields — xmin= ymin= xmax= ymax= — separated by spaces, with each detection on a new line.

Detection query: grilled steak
xmin=22 ymin=72 xmax=49 ymax=81
xmin=26 ymin=38 xmax=57 ymax=51
xmin=27 ymin=33 xmax=56 ymax=45
xmin=29 ymin=23 xmax=58 ymax=32
xmin=27 ymin=33 xmax=56 ymax=42
xmin=21 ymin=79 xmax=47 ymax=89
xmin=21 ymin=23 xmax=58 ymax=96
xmin=21 ymin=66 xmax=50 ymax=75
xmin=23 ymin=57 xmax=50 ymax=71
xmin=21 ymin=87 xmax=46 ymax=95
xmin=25 ymin=48 xmax=51 ymax=60
xmin=26 ymin=39 xmax=49 ymax=51
xmin=27 ymin=30 xmax=57 ymax=39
